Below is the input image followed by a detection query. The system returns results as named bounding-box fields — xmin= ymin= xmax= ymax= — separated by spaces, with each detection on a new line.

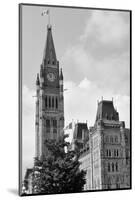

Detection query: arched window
xmin=52 ymin=59 xmax=55 ymax=65
xmin=110 ymin=136 xmax=113 ymax=143
xmin=116 ymin=162 xmax=118 ymax=171
xmin=106 ymin=136 xmax=109 ymax=143
xmin=49 ymin=96 xmax=51 ymax=108
xmin=109 ymin=150 xmax=111 ymax=157
xmin=114 ymin=149 xmax=116 ymax=157
xmin=112 ymin=163 xmax=114 ymax=172
xmin=52 ymin=97 xmax=54 ymax=108
xmin=46 ymin=119 xmax=50 ymax=132
xmin=56 ymin=97 xmax=58 ymax=109
xmin=125 ymin=135 xmax=128 ymax=143
xmin=45 ymin=96 xmax=47 ymax=108
xmin=53 ymin=120 xmax=57 ymax=128
xmin=106 ymin=149 xmax=109 ymax=157
xmin=108 ymin=163 xmax=110 ymax=172
xmin=117 ymin=149 xmax=119 ymax=157
xmin=115 ymin=136 xmax=118 ymax=143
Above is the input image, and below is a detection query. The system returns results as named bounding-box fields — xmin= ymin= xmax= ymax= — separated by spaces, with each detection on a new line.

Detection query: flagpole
xmin=41 ymin=9 xmax=51 ymax=27
xmin=48 ymin=10 xmax=50 ymax=26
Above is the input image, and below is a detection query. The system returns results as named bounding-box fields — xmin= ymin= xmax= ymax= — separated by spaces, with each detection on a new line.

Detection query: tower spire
xmin=42 ymin=24 xmax=57 ymax=67
xmin=60 ymin=68 xmax=63 ymax=80
xmin=36 ymin=73 xmax=40 ymax=85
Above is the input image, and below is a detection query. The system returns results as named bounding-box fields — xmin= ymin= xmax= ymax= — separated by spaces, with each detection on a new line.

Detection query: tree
xmin=32 ymin=135 xmax=86 ymax=194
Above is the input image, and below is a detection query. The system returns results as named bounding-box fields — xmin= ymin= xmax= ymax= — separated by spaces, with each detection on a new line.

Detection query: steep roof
xmin=42 ymin=25 xmax=57 ymax=66
xmin=95 ymin=100 xmax=119 ymax=122
xmin=73 ymin=123 xmax=88 ymax=140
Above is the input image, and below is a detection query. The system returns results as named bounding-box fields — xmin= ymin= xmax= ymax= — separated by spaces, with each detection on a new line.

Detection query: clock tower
xmin=35 ymin=25 xmax=64 ymax=160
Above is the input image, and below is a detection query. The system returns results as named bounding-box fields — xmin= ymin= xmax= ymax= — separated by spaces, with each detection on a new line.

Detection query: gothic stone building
xmin=35 ymin=25 xmax=64 ymax=160
xmin=23 ymin=24 xmax=64 ymax=193
xmin=74 ymin=100 xmax=130 ymax=190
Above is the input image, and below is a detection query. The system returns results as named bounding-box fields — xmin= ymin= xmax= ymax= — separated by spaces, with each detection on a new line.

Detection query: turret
xmin=59 ymin=68 xmax=63 ymax=80
xmin=36 ymin=73 xmax=40 ymax=89
xmin=35 ymin=73 xmax=40 ymax=158
xmin=40 ymin=64 xmax=44 ymax=87
xmin=59 ymin=68 xmax=63 ymax=93
xmin=95 ymin=99 xmax=119 ymax=123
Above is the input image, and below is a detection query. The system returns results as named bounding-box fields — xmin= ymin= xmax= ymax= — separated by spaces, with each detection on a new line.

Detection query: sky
xmin=21 ymin=5 xmax=130 ymax=178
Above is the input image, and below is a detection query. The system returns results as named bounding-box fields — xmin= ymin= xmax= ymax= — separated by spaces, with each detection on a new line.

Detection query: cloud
xmin=61 ymin=10 xmax=130 ymax=96
xmin=23 ymin=85 xmax=35 ymax=115
xmin=22 ymin=85 xmax=35 ymax=178
xmin=79 ymin=77 xmax=91 ymax=89
xmin=80 ymin=10 xmax=130 ymax=50
xmin=64 ymin=78 xmax=130 ymax=129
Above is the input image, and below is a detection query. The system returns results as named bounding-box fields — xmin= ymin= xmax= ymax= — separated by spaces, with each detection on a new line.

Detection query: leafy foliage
xmin=32 ymin=135 xmax=86 ymax=194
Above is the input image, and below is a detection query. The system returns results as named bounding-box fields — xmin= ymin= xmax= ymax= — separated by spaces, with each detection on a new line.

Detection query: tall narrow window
xmin=110 ymin=136 xmax=113 ymax=143
xmin=46 ymin=119 xmax=50 ymax=133
xmin=116 ymin=162 xmax=118 ymax=171
xmin=106 ymin=149 xmax=109 ymax=157
xmin=53 ymin=120 xmax=57 ymax=138
xmin=108 ymin=163 xmax=110 ymax=172
xmin=49 ymin=96 xmax=51 ymax=108
xmin=117 ymin=149 xmax=119 ymax=157
xmin=115 ymin=136 xmax=118 ymax=143
xmin=114 ymin=149 xmax=116 ymax=157
xmin=53 ymin=120 xmax=57 ymax=128
xmin=56 ymin=97 xmax=58 ymax=109
xmin=109 ymin=150 xmax=111 ymax=157
xmin=106 ymin=136 xmax=109 ymax=143
xmin=52 ymin=97 xmax=54 ymax=108
xmin=45 ymin=96 xmax=47 ymax=108
xmin=112 ymin=163 xmax=114 ymax=172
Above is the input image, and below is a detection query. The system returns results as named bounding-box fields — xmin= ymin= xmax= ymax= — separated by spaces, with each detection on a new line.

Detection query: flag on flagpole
xmin=41 ymin=9 xmax=49 ymax=16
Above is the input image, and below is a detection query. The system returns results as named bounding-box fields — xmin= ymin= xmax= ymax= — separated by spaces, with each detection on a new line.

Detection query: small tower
xmin=35 ymin=74 xmax=40 ymax=158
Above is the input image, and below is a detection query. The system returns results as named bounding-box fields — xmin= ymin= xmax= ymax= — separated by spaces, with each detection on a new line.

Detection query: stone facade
xmin=35 ymin=25 xmax=64 ymax=160
xmin=73 ymin=100 xmax=130 ymax=190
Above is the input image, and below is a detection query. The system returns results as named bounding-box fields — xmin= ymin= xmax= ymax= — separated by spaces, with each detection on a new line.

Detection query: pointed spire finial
xmin=60 ymin=68 xmax=63 ymax=80
xmin=36 ymin=73 xmax=40 ymax=85
xmin=40 ymin=65 xmax=44 ymax=77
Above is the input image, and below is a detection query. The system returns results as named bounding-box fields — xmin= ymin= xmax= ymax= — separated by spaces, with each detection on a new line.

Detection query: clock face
xmin=47 ymin=72 xmax=56 ymax=82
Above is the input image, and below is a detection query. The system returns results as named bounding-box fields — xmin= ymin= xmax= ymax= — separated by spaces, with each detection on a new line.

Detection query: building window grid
xmin=107 ymin=162 xmax=119 ymax=172
xmin=105 ymin=136 xmax=119 ymax=144
xmin=106 ymin=148 xmax=119 ymax=158
xmin=45 ymin=96 xmax=59 ymax=110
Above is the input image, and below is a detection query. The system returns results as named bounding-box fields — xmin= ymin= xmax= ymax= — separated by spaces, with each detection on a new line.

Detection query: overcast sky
xmin=22 ymin=5 xmax=130 ymax=178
